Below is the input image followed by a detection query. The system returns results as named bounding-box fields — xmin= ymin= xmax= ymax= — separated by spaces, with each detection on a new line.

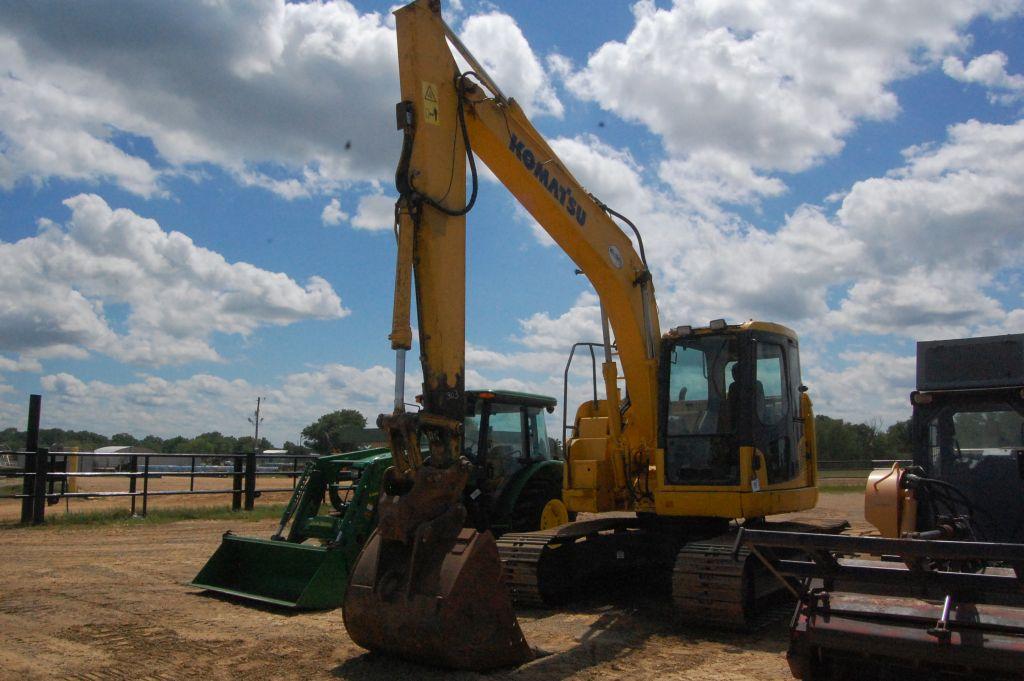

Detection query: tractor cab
xmin=910 ymin=334 xmax=1024 ymax=543
xmin=659 ymin=320 xmax=809 ymax=495
xmin=461 ymin=390 xmax=560 ymax=532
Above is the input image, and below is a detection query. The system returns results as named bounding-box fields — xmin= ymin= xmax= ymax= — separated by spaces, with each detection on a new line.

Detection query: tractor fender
xmin=491 ymin=460 xmax=564 ymax=526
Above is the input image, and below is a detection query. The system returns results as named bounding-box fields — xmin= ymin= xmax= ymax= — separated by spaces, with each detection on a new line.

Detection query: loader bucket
xmin=343 ymin=526 xmax=533 ymax=670
xmin=190 ymin=533 xmax=351 ymax=610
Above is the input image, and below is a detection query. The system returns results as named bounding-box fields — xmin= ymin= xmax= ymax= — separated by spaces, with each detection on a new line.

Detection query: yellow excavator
xmin=342 ymin=0 xmax=836 ymax=669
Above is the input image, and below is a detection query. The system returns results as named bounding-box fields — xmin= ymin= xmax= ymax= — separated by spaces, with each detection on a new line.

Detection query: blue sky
xmin=0 ymin=0 xmax=1022 ymax=445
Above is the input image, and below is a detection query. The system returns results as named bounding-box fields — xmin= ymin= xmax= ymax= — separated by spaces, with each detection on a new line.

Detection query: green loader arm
xmin=190 ymin=448 xmax=392 ymax=610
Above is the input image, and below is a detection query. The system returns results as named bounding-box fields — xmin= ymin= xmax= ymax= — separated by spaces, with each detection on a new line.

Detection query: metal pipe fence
xmin=2 ymin=449 xmax=317 ymax=524
xmin=817 ymin=458 xmax=912 ymax=474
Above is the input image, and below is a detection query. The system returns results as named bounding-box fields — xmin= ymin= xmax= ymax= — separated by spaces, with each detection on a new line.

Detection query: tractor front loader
xmin=191 ymin=448 xmax=392 ymax=609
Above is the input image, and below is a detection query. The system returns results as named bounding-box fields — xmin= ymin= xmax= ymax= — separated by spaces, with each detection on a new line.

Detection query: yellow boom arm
xmin=389 ymin=0 xmax=661 ymax=466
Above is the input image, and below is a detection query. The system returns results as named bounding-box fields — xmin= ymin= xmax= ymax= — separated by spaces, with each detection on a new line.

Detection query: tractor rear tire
xmin=509 ymin=474 xmax=563 ymax=533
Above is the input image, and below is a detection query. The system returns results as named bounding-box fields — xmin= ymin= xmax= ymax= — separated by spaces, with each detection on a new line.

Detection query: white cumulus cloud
xmin=561 ymin=0 xmax=1019 ymax=208
xmin=351 ymin=192 xmax=397 ymax=231
xmin=944 ymin=51 xmax=1024 ymax=103
xmin=458 ymin=12 xmax=563 ymax=118
xmin=321 ymin=197 xmax=349 ymax=226
xmin=0 ymin=194 xmax=347 ymax=366
xmin=0 ymin=1 xmax=565 ymax=199
xmin=29 ymin=361 xmax=422 ymax=447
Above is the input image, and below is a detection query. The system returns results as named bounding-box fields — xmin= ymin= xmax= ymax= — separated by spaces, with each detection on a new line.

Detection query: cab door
xmin=750 ymin=334 xmax=802 ymax=485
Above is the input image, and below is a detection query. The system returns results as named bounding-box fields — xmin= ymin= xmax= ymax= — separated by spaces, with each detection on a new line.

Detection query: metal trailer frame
xmin=736 ymin=528 xmax=1024 ymax=679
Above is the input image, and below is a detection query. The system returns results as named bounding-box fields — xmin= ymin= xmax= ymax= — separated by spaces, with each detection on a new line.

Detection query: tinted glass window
xmin=664 ymin=336 xmax=740 ymax=485
xmin=667 ymin=338 xmax=739 ymax=436
xmin=527 ymin=408 xmax=552 ymax=460
xmin=755 ymin=344 xmax=788 ymax=426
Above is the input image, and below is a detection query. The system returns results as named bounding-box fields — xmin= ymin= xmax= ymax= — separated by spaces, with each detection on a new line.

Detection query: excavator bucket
xmin=339 ymin=414 xmax=532 ymax=670
xmin=343 ymin=525 xmax=532 ymax=670
xmin=190 ymin=533 xmax=352 ymax=610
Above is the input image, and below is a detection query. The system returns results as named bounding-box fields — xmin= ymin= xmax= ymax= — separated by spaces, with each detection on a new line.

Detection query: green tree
xmin=301 ymin=410 xmax=367 ymax=454
xmin=110 ymin=432 xmax=138 ymax=446
xmin=283 ymin=440 xmax=311 ymax=455
xmin=235 ymin=435 xmax=274 ymax=453
xmin=162 ymin=436 xmax=188 ymax=453
xmin=139 ymin=435 xmax=165 ymax=452
xmin=878 ymin=420 xmax=912 ymax=458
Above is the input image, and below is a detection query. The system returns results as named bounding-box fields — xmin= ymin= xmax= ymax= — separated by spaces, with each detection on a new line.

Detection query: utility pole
xmin=248 ymin=397 xmax=264 ymax=453
xmin=244 ymin=397 xmax=263 ymax=512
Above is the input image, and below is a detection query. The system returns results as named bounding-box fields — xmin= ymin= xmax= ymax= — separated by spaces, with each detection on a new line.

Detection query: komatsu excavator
xmin=342 ymin=0 xmax=834 ymax=670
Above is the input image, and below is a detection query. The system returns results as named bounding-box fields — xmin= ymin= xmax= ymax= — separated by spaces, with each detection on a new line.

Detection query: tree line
xmin=2 ymin=410 xmax=907 ymax=462
xmin=0 ymin=408 xmax=370 ymax=456
xmin=815 ymin=415 xmax=911 ymax=463
xmin=0 ymin=427 xmax=278 ymax=455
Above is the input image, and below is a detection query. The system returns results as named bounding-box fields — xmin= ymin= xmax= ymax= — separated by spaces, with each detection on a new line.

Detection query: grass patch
xmin=0 ymin=481 xmax=22 ymax=496
xmin=3 ymin=503 xmax=287 ymax=529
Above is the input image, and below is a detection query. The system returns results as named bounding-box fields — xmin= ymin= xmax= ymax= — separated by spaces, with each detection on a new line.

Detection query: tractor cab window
xmin=925 ymin=400 xmax=1024 ymax=542
xmin=526 ymin=408 xmax=553 ymax=460
xmin=664 ymin=336 xmax=740 ymax=485
xmin=928 ymin=403 xmax=1024 ymax=474
xmin=465 ymin=400 xmax=527 ymax=493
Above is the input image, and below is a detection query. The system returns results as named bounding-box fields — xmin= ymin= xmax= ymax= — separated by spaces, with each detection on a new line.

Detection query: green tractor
xmin=190 ymin=390 xmax=564 ymax=609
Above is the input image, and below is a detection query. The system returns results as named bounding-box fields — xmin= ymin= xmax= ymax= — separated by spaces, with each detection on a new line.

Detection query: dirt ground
xmin=0 ymin=491 xmax=868 ymax=681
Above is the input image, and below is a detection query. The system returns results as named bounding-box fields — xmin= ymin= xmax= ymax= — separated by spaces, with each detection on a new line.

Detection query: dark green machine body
xmin=191 ymin=390 xmax=563 ymax=610
xmin=190 ymin=448 xmax=392 ymax=609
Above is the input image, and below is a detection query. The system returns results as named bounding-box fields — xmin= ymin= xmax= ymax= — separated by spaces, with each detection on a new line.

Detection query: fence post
xmin=244 ymin=450 xmax=257 ymax=511
xmin=189 ymin=455 xmax=196 ymax=492
xmin=129 ymin=455 xmax=138 ymax=516
xmin=141 ymin=455 xmax=150 ymax=517
xmin=232 ymin=455 xmax=243 ymax=511
xmin=20 ymin=394 xmax=42 ymax=525
xmin=31 ymin=447 xmax=48 ymax=525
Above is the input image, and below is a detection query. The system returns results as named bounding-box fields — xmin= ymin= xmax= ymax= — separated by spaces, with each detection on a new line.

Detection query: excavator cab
xmin=561 ymin=320 xmax=816 ymax=520
xmin=660 ymin=321 xmax=808 ymax=495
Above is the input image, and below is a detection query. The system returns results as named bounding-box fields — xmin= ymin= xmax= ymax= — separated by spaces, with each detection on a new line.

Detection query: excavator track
xmin=497 ymin=515 xmax=644 ymax=608
xmin=674 ymin=518 xmax=850 ymax=629
xmin=672 ymin=537 xmax=779 ymax=629
xmin=500 ymin=516 xmax=849 ymax=629
xmin=497 ymin=530 xmax=559 ymax=607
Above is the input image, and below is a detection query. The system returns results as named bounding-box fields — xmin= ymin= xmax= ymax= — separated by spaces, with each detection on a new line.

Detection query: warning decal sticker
xmin=422 ymin=81 xmax=440 ymax=126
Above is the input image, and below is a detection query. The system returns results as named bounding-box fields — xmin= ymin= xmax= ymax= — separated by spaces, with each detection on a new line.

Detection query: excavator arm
xmin=343 ymin=0 xmax=660 ymax=669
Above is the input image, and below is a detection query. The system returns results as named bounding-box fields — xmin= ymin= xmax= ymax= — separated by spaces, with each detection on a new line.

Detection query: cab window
xmin=755 ymin=344 xmax=788 ymax=426
xmin=664 ymin=336 xmax=740 ymax=485
xmin=527 ymin=408 xmax=552 ymax=460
